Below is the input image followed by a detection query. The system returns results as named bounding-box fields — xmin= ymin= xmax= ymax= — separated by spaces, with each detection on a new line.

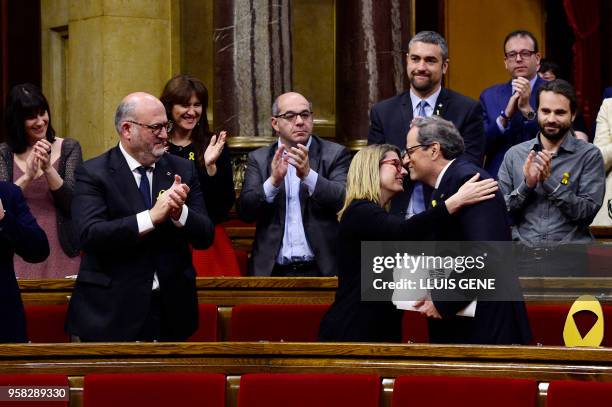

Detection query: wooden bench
xmin=0 ymin=343 xmax=610 ymax=407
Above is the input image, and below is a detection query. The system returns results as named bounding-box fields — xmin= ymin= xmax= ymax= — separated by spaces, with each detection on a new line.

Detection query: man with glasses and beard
xmin=369 ymin=31 xmax=485 ymax=218
xmin=498 ymin=80 xmax=605 ymax=276
xmin=480 ymin=30 xmax=547 ymax=178
xmin=66 ymin=92 xmax=214 ymax=342
xmin=238 ymin=92 xmax=350 ymax=277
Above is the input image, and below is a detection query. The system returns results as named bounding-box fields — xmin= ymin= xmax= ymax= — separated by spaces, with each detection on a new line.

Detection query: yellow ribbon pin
xmin=561 ymin=172 xmax=570 ymax=185
xmin=157 ymin=189 xmax=165 ymax=200
xmin=431 ymin=199 xmax=437 ymax=207
xmin=188 ymin=152 xmax=195 ymax=161
xmin=563 ymin=295 xmax=604 ymax=347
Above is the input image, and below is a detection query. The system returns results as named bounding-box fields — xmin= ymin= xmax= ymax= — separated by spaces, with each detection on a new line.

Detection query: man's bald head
xmin=114 ymin=92 xmax=165 ymax=134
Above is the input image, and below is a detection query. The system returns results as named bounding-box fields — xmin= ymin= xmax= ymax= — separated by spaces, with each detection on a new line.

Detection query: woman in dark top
xmin=319 ymin=144 xmax=498 ymax=342
xmin=160 ymin=75 xmax=235 ymax=223
xmin=0 ymin=83 xmax=82 ymax=279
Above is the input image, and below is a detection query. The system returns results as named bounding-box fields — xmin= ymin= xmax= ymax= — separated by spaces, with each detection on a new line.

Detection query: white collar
xmin=118 ymin=141 xmax=156 ymax=171
xmin=434 ymin=159 xmax=455 ymax=189
xmin=409 ymin=86 xmax=442 ymax=112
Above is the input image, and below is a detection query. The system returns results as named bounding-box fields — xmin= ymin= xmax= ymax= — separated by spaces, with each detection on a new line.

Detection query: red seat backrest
xmin=392 ymin=375 xmax=537 ymax=407
xmin=229 ymin=304 xmax=329 ymax=342
xmin=187 ymin=303 xmax=218 ymax=342
xmin=24 ymin=304 xmax=70 ymax=343
xmin=527 ymin=304 xmax=612 ymax=346
xmin=401 ymin=311 xmax=430 ymax=343
xmin=83 ymin=373 xmax=225 ymax=407
xmin=237 ymin=373 xmax=380 ymax=407
xmin=192 ymin=225 xmax=241 ymax=276
xmin=547 ymin=380 xmax=612 ymax=406
xmin=0 ymin=374 xmax=69 ymax=407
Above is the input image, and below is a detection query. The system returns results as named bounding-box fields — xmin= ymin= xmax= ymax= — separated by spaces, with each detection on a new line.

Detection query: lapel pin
xmin=166 ymin=171 xmax=171 ymax=176
xmin=561 ymin=172 xmax=570 ymax=185
xmin=157 ymin=189 xmax=165 ymax=200
xmin=431 ymin=199 xmax=437 ymax=207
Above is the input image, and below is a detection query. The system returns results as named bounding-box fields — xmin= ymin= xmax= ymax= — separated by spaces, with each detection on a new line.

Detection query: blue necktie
xmin=137 ymin=166 xmax=152 ymax=209
xmin=417 ymin=100 xmax=429 ymax=118
xmin=409 ymin=100 xmax=429 ymax=216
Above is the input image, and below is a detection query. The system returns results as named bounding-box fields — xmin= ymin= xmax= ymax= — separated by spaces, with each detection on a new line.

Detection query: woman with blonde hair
xmin=319 ymin=144 xmax=497 ymax=342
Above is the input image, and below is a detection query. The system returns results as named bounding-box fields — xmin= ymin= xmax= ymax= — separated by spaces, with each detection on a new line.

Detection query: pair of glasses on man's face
xmin=127 ymin=120 xmax=173 ymax=136
xmin=504 ymin=49 xmax=536 ymax=60
xmin=401 ymin=144 xmax=431 ymax=160
xmin=274 ymin=110 xmax=313 ymax=121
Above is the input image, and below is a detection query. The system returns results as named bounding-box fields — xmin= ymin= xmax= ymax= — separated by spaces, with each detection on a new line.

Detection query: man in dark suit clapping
xmin=66 ymin=92 xmax=214 ymax=342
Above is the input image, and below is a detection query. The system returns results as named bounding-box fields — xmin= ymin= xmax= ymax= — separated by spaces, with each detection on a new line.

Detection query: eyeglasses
xmin=504 ymin=50 xmax=536 ymax=60
xmin=274 ymin=110 xmax=313 ymax=121
xmin=402 ymin=144 xmax=430 ymax=159
xmin=127 ymin=120 xmax=173 ymax=136
xmin=380 ymin=158 xmax=404 ymax=173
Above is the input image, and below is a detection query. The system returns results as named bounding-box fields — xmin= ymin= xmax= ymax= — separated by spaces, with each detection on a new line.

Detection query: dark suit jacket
xmin=368 ymin=88 xmax=485 ymax=214
xmin=0 ymin=181 xmax=49 ymax=343
xmin=237 ymin=135 xmax=351 ymax=276
xmin=428 ymin=159 xmax=531 ymax=344
xmin=66 ymin=147 xmax=214 ymax=341
xmin=604 ymin=87 xmax=612 ymax=99
xmin=480 ymin=76 xmax=546 ymax=178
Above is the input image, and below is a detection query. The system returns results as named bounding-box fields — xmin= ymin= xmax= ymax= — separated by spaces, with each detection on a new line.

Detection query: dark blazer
xmin=0 ymin=181 xmax=49 ymax=343
xmin=319 ymin=199 xmax=451 ymax=342
xmin=368 ymin=88 xmax=485 ymax=214
xmin=428 ymin=159 xmax=531 ymax=345
xmin=65 ymin=147 xmax=214 ymax=341
xmin=480 ymin=76 xmax=546 ymax=178
xmin=237 ymin=135 xmax=351 ymax=276
xmin=604 ymin=87 xmax=612 ymax=99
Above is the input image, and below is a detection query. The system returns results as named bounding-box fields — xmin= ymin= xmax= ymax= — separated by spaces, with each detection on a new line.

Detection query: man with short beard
xmin=498 ymin=80 xmax=604 ymax=275
xmin=368 ymin=31 xmax=484 ymax=218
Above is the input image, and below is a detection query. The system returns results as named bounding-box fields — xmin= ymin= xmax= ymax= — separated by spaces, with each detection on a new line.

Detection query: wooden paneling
xmin=445 ymin=0 xmax=545 ymax=100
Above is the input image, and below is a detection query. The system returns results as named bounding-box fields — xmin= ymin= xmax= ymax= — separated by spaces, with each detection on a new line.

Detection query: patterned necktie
xmin=417 ymin=100 xmax=429 ymax=118
xmin=137 ymin=166 xmax=152 ymax=209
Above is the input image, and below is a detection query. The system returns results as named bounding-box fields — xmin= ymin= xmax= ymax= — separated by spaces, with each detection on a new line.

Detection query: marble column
xmin=213 ymin=0 xmax=292 ymax=138
xmin=66 ymin=0 xmax=177 ymax=158
xmin=336 ymin=0 xmax=412 ymax=144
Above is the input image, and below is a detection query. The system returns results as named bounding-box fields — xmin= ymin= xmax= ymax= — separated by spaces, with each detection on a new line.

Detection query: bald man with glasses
xmin=66 ymin=92 xmax=214 ymax=342
xmin=238 ymin=92 xmax=351 ymax=277
xmin=480 ymin=30 xmax=547 ymax=178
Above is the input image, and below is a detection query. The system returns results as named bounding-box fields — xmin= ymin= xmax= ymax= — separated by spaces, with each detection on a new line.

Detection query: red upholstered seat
xmin=402 ymin=311 xmax=430 ymax=343
xmin=234 ymin=249 xmax=249 ymax=276
xmin=527 ymin=304 xmax=612 ymax=346
xmin=187 ymin=303 xmax=218 ymax=342
xmin=237 ymin=373 xmax=380 ymax=407
xmin=547 ymin=380 xmax=612 ymax=406
xmin=24 ymin=304 xmax=70 ymax=343
xmin=392 ymin=376 xmax=537 ymax=407
xmin=0 ymin=374 xmax=69 ymax=407
xmin=229 ymin=304 xmax=329 ymax=342
xmin=192 ymin=225 xmax=241 ymax=276
xmin=83 ymin=373 xmax=225 ymax=407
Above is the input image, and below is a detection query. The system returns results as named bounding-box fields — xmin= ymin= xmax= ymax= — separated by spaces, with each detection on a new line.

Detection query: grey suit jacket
xmin=237 ymin=135 xmax=351 ymax=276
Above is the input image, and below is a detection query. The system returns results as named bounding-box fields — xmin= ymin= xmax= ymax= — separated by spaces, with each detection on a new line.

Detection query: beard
xmin=409 ymin=73 xmax=435 ymax=94
xmin=539 ymin=121 xmax=572 ymax=141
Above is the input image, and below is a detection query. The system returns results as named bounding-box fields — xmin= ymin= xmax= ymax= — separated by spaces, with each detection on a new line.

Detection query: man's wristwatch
xmin=523 ymin=110 xmax=536 ymax=121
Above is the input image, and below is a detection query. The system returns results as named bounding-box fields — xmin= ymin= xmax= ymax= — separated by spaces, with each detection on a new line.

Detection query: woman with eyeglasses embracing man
xmin=319 ymin=143 xmax=498 ymax=342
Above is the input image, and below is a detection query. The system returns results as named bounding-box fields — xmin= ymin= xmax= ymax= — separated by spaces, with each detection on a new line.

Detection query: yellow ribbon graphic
xmin=157 ymin=189 xmax=165 ymax=200
xmin=188 ymin=152 xmax=195 ymax=161
xmin=431 ymin=199 xmax=437 ymax=208
xmin=561 ymin=171 xmax=570 ymax=185
xmin=563 ymin=295 xmax=604 ymax=347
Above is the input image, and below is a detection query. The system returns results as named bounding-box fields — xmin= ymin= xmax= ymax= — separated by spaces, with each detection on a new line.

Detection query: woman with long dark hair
xmin=160 ymin=74 xmax=235 ymax=223
xmin=1 ymin=83 xmax=82 ymax=278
